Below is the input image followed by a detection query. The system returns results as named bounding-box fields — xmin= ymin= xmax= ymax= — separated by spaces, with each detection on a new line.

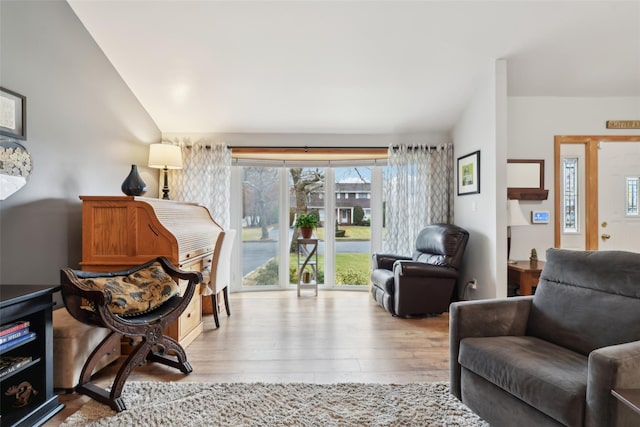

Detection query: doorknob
xmin=601 ymin=233 xmax=611 ymax=240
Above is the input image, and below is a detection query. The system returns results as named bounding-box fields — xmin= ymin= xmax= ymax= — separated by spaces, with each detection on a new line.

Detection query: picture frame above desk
xmin=0 ymin=87 xmax=26 ymax=140
xmin=507 ymin=159 xmax=549 ymax=200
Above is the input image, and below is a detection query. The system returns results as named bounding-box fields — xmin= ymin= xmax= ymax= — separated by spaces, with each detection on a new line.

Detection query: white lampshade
xmin=148 ymin=144 xmax=183 ymax=169
xmin=507 ymin=199 xmax=529 ymax=226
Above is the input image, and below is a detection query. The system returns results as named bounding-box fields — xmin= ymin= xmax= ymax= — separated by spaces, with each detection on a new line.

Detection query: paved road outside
xmin=242 ymin=228 xmax=370 ymax=276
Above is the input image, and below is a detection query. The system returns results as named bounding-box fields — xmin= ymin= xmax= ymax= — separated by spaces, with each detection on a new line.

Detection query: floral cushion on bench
xmin=79 ymin=262 xmax=180 ymax=317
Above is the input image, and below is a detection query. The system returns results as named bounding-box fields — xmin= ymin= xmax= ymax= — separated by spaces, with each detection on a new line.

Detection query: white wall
xmin=0 ymin=0 xmax=160 ymax=284
xmin=507 ymin=96 xmax=640 ymax=261
xmin=452 ymin=60 xmax=508 ymax=299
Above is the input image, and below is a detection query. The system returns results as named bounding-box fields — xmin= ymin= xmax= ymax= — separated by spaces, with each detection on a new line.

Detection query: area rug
xmin=60 ymin=381 xmax=489 ymax=427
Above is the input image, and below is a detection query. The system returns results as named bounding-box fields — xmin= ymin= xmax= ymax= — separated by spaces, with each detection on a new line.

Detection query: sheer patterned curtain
xmin=168 ymin=138 xmax=231 ymax=229
xmin=383 ymin=143 xmax=454 ymax=255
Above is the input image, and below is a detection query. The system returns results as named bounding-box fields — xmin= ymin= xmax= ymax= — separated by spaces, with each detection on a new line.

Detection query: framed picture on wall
xmin=0 ymin=87 xmax=27 ymax=140
xmin=457 ymin=150 xmax=480 ymax=195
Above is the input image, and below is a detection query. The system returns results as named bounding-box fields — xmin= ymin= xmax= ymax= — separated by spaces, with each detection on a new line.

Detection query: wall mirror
xmin=507 ymin=159 xmax=548 ymax=200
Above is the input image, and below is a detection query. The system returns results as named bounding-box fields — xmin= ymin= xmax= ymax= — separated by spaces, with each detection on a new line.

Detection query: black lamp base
xmin=161 ymin=167 xmax=170 ymax=200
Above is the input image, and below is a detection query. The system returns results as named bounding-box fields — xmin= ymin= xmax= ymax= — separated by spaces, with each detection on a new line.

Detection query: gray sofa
xmin=450 ymin=248 xmax=640 ymax=427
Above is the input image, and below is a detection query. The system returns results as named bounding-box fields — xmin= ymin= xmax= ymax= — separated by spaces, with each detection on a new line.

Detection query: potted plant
xmin=295 ymin=213 xmax=319 ymax=238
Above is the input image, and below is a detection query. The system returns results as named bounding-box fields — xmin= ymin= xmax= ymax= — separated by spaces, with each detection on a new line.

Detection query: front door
xmin=555 ymin=136 xmax=640 ymax=250
xmin=597 ymin=141 xmax=640 ymax=251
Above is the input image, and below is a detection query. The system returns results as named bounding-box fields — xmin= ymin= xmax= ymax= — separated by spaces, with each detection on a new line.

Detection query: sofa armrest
xmin=449 ymin=297 xmax=533 ymax=399
xmin=586 ymin=340 xmax=640 ymax=427
xmin=371 ymin=253 xmax=411 ymax=271
xmin=394 ymin=261 xmax=458 ymax=279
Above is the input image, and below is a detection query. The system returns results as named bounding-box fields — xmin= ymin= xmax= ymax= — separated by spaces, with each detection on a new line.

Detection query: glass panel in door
xmin=241 ymin=166 xmax=280 ymax=287
xmin=289 ymin=167 xmax=325 ymax=286
xmin=334 ymin=167 xmax=371 ymax=286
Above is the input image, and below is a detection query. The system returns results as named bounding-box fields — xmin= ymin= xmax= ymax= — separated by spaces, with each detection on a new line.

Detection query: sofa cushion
xmin=528 ymin=249 xmax=640 ymax=355
xmin=459 ymin=335 xmax=588 ymax=427
xmin=79 ymin=262 xmax=180 ymax=317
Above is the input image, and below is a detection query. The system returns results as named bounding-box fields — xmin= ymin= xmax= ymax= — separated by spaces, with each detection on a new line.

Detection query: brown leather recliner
xmin=370 ymin=224 xmax=469 ymax=317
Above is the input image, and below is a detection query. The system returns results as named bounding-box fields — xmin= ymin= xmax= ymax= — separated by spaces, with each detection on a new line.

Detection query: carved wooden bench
xmin=60 ymin=257 xmax=202 ymax=412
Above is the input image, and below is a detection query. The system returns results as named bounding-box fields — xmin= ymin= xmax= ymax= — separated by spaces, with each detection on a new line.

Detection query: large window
xmin=233 ymin=163 xmax=381 ymax=290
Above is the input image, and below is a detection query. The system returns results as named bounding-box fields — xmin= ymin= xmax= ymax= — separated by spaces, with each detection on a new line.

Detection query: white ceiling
xmin=68 ymin=0 xmax=640 ymax=135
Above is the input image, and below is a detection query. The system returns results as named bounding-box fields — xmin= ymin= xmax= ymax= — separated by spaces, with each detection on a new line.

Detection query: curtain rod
xmin=227 ymin=145 xmax=446 ymax=150
xmin=227 ymin=146 xmax=387 ymax=151
xmin=390 ymin=144 xmax=449 ymax=150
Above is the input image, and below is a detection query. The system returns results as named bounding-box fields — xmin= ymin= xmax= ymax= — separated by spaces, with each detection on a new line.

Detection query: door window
xmin=626 ymin=177 xmax=638 ymax=216
xmin=241 ymin=166 xmax=281 ymax=287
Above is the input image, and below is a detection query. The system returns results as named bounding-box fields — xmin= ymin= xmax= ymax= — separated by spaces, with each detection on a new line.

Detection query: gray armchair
xmin=371 ymin=224 xmax=469 ymax=317
xmin=450 ymin=248 xmax=640 ymax=427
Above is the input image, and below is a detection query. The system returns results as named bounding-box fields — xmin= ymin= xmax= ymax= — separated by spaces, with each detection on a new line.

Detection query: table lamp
xmin=507 ymin=199 xmax=529 ymax=263
xmin=148 ymin=143 xmax=183 ymax=200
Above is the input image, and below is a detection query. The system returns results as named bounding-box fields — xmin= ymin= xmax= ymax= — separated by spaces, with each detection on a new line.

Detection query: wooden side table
xmin=507 ymin=260 xmax=545 ymax=296
xmin=612 ymin=388 xmax=640 ymax=417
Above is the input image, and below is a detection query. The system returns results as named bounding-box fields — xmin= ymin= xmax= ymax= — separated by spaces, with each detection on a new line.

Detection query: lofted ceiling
xmin=68 ymin=0 xmax=640 ymax=135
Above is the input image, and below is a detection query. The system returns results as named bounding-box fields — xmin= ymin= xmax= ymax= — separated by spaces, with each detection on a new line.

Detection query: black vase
xmin=121 ymin=164 xmax=147 ymax=196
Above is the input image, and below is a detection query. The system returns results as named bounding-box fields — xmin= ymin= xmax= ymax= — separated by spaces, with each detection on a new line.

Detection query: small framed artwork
xmin=0 ymin=87 xmax=27 ymax=140
xmin=457 ymin=150 xmax=480 ymax=195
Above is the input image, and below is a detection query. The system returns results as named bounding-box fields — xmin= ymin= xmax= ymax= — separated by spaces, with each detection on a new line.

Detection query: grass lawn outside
xmin=314 ymin=225 xmax=370 ymax=240
xmin=244 ymin=252 xmax=371 ymax=286
xmin=290 ymin=252 xmax=371 ymax=285
xmin=242 ymin=224 xmax=372 ymax=286
xmin=242 ymin=226 xmax=274 ymax=241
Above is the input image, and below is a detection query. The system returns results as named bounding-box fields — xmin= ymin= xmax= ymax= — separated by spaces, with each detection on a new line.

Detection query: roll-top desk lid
xmin=80 ymin=196 xmax=223 ymax=269
xmin=140 ymin=197 xmax=222 ymax=258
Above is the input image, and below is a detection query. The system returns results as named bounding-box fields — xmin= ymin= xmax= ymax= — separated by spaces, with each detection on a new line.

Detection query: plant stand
xmin=297 ymin=238 xmax=318 ymax=296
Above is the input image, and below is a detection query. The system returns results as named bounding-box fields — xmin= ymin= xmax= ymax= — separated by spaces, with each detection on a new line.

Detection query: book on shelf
xmin=0 ymin=332 xmax=36 ymax=352
xmin=0 ymin=328 xmax=31 ymax=345
xmin=0 ymin=356 xmax=32 ymax=379
xmin=0 ymin=321 xmax=30 ymax=337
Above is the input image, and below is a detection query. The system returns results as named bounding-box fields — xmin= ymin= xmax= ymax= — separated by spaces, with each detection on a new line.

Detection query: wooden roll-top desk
xmin=79 ymin=196 xmax=224 ymax=348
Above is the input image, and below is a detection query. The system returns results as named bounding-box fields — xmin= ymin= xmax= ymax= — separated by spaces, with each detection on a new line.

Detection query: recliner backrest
xmin=412 ymin=224 xmax=469 ymax=270
xmin=527 ymin=248 xmax=640 ymax=355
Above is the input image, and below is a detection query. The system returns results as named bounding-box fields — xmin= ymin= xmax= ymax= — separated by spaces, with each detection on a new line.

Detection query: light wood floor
xmin=45 ymin=290 xmax=450 ymax=425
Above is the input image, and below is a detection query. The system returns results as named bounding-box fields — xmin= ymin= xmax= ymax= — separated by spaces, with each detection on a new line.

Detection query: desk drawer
xmin=179 ymin=283 xmax=202 ymax=338
xmin=180 ymin=256 xmax=213 ymax=276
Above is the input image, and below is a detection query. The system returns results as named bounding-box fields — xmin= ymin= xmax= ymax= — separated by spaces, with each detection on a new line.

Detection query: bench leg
xmin=76 ymin=326 xmax=192 ymax=412
xmin=76 ymin=331 xmax=129 ymax=412
xmin=77 ymin=331 xmax=122 ymax=388
xmin=146 ymin=334 xmax=193 ymax=374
